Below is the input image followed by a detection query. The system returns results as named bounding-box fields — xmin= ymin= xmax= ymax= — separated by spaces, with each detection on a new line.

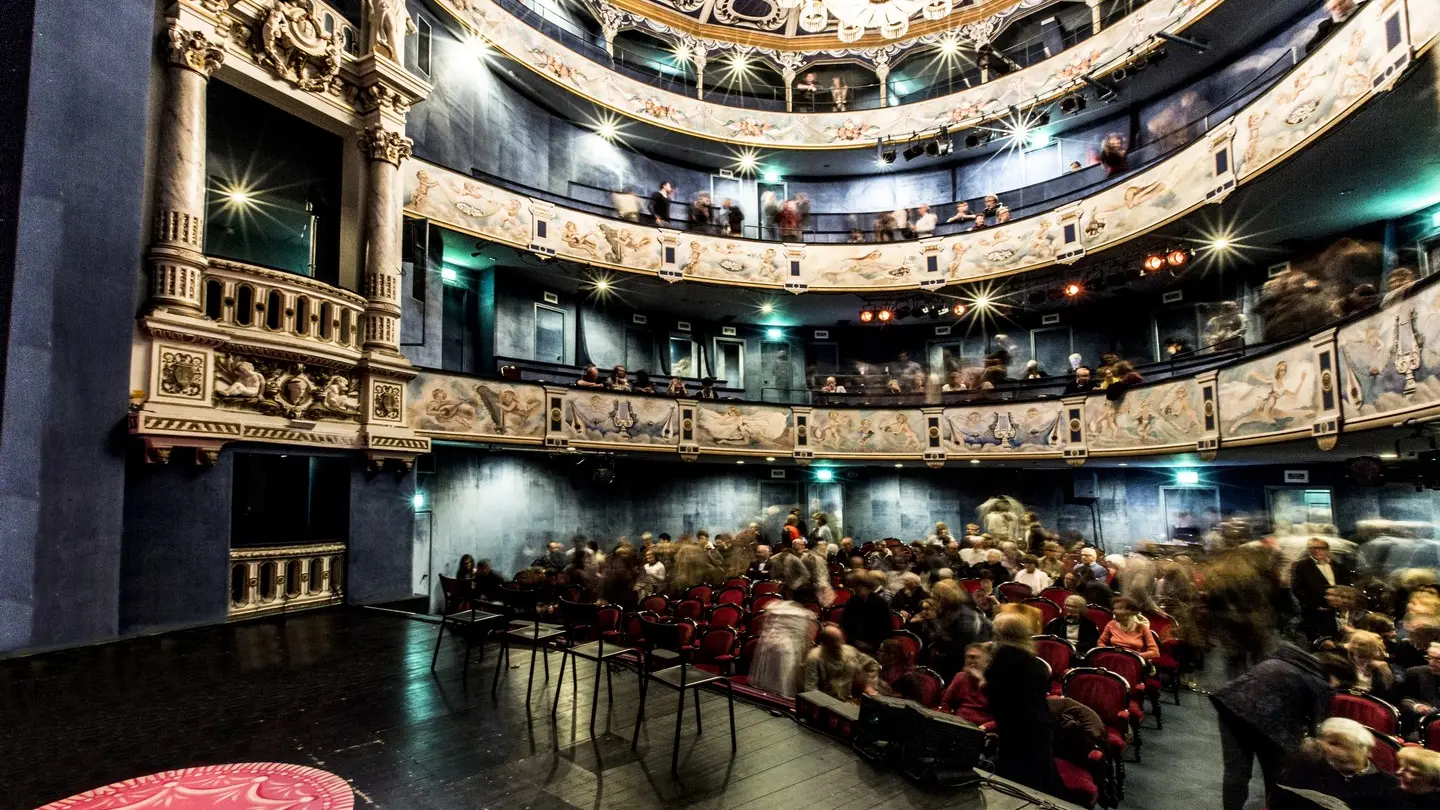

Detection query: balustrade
xmin=228 ymin=542 xmax=346 ymax=619
xmin=203 ymin=259 xmax=366 ymax=353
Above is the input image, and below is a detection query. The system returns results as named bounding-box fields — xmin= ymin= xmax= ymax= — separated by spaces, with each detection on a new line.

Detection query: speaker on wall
xmin=1069 ymin=469 xmax=1098 ymax=501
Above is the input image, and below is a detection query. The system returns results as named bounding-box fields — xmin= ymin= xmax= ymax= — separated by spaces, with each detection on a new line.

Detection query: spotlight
xmin=924 ymin=140 xmax=940 ymax=157
xmin=1064 ymin=282 xmax=1082 ymax=297
xmin=1211 ymin=237 xmax=1233 ymax=251
xmin=903 ymin=142 xmax=926 ymax=161
xmin=814 ymin=468 xmax=835 ymax=482
xmin=1166 ymin=248 xmax=1190 ymax=268
xmin=1111 ymin=66 xmax=1128 ymax=82
xmin=964 ymin=134 xmax=981 ymax=149
xmin=1081 ymin=74 xmax=1118 ymax=101
xmin=1027 ymin=289 xmax=1046 ymax=306
xmin=919 ymin=303 xmax=932 ymax=315
xmin=895 ymin=304 xmax=912 ymax=319
xmin=972 ymin=295 xmax=991 ymax=310
xmin=760 ymin=301 xmax=775 ymax=314
xmin=440 ymin=266 xmax=460 ymax=284
xmin=877 ymin=308 xmax=893 ymax=322
xmin=595 ymin=121 xmax=618 ymax=141
xmin=766 ymin=327 xmax=783 ymax=339
xmin=860 ymin=309 xmax=876 ymax=323
xmin=594 ymin=278 xmax=611 ymax=292
xmin=1143 ymin=254 xmax=1166 ymax=273
xmin=951 ymin=302 xmax=967 ymax=316
xmin=225 ymin=189 xmax=253 ymax=205
xmin=1059 ymin=95 xmax=1086 ymax=114
xmin=880 ymin=144 xmax=897 ymax=163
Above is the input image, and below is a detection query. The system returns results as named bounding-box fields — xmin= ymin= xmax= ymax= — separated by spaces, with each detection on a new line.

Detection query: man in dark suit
xmin=1291 ymin=538 xmax=1353 ymax=641
xmin=746 ymin=544 xmax=773 ymax=581
xmin=649 ymin=182 xmax=673 ymax=225
xmin=1400 ymin=642 xmax=1440 ymax=728
xmin=1045 ymin=594 xmax=1101 ymax=653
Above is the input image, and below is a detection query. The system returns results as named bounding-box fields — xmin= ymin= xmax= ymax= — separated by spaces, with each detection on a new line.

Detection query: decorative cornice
xmin=230 ymin=542 xmax=347 ymax=560
xmin=248 ymin=0 xmax=345 ymax=92
xmin=359 ymin=125 xmax=413 ymax=165
xmin=166 ymin=23 xmax=227 ymax=76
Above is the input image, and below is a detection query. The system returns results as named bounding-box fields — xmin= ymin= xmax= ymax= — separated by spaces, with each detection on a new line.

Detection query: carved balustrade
xmin=203 ymin=259 xmax=367 ymax=362
xmin=229 ymin=542 xmax=346 ymax=619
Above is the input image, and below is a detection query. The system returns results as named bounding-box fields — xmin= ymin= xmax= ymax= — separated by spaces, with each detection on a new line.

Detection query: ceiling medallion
xmin=784 ymin=0 xmax=948 ymax=40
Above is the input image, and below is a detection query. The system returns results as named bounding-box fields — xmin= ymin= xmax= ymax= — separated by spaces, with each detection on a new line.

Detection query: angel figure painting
xmin=407 ymin=375 xmax=544 ymax=439
xmin=694 ymin=403 xmax=792 ymax=450
xmin=1085 ymin=381 xmax=1202 ymax=449
xmin=563 ymin=392 xmax=678 ymax=444
xmin=810 ymin=409 xmax=923 ymax=453
xmin=1218 ymin=349 xmax=1320 ymax=437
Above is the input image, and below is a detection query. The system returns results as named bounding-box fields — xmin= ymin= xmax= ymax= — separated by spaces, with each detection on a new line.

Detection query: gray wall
xmin=0 ymin=0 xmax=154 ymax=652
xmin=346 ymin=460 xmax=419 ymax=603
xmin=120 ymin=451 xmax=234 ymax=636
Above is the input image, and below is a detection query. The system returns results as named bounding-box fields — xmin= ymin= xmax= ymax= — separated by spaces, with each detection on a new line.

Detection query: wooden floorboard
xmin=0 ymin=610 xmax=1096 ymax=810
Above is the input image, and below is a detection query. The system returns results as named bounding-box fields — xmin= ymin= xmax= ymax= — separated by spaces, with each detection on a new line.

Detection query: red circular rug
xmin=35 ymin=763 xmax=353 ymax=810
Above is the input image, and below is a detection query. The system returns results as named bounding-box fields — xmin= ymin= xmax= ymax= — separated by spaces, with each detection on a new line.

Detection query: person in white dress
xmin=748 ymin=600 xmax=817 ymax=699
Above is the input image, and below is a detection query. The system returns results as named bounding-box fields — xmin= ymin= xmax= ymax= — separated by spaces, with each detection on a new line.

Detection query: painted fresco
xmin=677 ymin=238 xmax=784 ymax=283
xmin=1085 ymin=380 xmax=1203 ymax=450
xmin=810 ymin=409 xmax=925 ymax=454
xmin=557 ymin=216 xmax=662 ymax=270
xmin=1339 ymin=287 xmax=1440 ymax=421
xmin=562 ymin=391 xmax=679 ymax=444
xmin=431 ymin=0 xmax=1223 ymax=148
xmin=1218 ymin=344 xmax=1321 ymax=438
xmin=693 ymin=403 xmax=793 ymax=451
xmin=407 ymin=374 xmax=545 ymax=439
xmin=941 ymin=403 xmax=1062 ymax=454
xmin=406 ymin=169 xmax=532 ymax=245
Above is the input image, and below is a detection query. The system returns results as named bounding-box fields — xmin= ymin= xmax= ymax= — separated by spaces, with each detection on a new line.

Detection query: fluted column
xmin=149 ymin=22 xmax=225 ymax=314
xmin=358 ymin=125 xmax=412 ymax=354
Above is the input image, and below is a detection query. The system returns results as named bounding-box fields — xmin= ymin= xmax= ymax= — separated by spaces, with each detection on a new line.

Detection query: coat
xmin=1045 ymin=616 xmax=1101 ymax=653
xmin=1210 ymin=644 xmax=1334 ymax=752
xmin=985 ymin=644 xmax=1063 ymax=795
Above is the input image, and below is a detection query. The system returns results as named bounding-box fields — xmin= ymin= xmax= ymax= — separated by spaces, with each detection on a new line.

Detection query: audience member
xmin=751 ymin=600 xmax=815 ymax=699
xmin=1293 ymin=537 xmax=1354 ymax=640
xmin=804 ymin=625 xmax=878 ymax=703
xmin=1275 ymin=717 xmax=1397 ymax=810
xmin=940 ymin=642 xmax=995 ymax=724
xmin=607 ymin=365 xmax=630 ymax=391
xmin=747 ymin=545 xmax=773 ymax=581
xmin=985 ymin=613 xmax=1064 ymax=795
xmin=650 ymin=182 xmax=673 ymax=225
xmin=1047 ymin=595 xmax=1102 ymax=653
xmin=913 ymin=204 xmax=937 ymax=238
xmin=667 ymin=376 xmax=687 ymax=396
xmin=1097 ymin=596 xmax=1159 ymax=660
xmin=1074 ymin=547 xmax=1107 ymax=580
xmin=1397 ymin=748 xmax=1440 ymax=807
xmin=840 ymin=570 xmax=892 ymax=655
xmin=576 ymin=365 xmax=604 ymax=388
xmin=920 ymin=580 xmax=993 ymax=678
xmin=1400 ymin=642 xmax=1440 ymax=721
xmin=946 ymin=201 xmax=971 ymax=223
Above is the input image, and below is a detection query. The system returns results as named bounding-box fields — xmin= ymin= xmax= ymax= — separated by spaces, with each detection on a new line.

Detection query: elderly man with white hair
xmin=1275 ymin=717 xmax=1397 ymax=809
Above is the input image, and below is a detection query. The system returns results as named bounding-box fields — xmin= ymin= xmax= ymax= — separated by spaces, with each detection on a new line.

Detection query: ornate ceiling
xmin=585 ymin=0 xmax=1053 ymax=51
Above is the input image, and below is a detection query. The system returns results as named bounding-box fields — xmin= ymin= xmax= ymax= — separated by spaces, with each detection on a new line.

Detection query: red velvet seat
xmin=704 ymin=603 xmax=744 ymax=633
xmin=957 ymin=578 xmax=983 ymax=594
xmin=898 ymin=666 xmax=946 ymax=709
xmin=1145 ymin=613 xmax=1183 ymax=705
xmin=751 ymin=594 xmax=780 ymax=614
xmin=1024 ymin=597 xmax=1061 ymax=626
xmin=1329 ymin=690 xmax=1401 ymax=736
xmin=1423 ymin=714 xmax=1440 ymax=751
xmin=1063 ymin=668 xmax=1131 ymax=759
xmin=724 ymin=577 xmax=752 ymax=590
xmin=997 ymin=582 xmax=1033 ymax=603
xmin=1041 ymin=587 xmax=1076 ymax=605
xmin=1085 ymin=647 xmax=1149 ymax=739
xmin=890 ymin=611 xmax=905 ymax=631
xmin=830 ymin=588 xmax=853 ymax=606
xmin=1033 ymin=635 xmax=1075 ymax=695
xmin=685 ymin=585 xmax=713 ymax=605
xmin=1369 ymin=729 xmax=1404 ymax=773
xmin=890 ymin=630 xmax=923 ymax=662
xmin=639 ymin=594 xmax=669 ymax=614
xmin=674 ymin=598 xmax=706 ymax=621
xmin=715 ymin=586 xmax=748 ymax=606
xmin=823 ymin=604 xmax=845 ymax=626
xmin=1054 ymin=756 xmax=1099 ymax=808
xmin=1085 ymin=605 xmax=1113 ymax=628
xmin=752 ymin=581 xmax=782 ymax=597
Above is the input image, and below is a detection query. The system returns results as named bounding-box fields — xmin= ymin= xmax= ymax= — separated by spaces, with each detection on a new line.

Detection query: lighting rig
xmin=859 ymin=296 xmax=967 ymax=324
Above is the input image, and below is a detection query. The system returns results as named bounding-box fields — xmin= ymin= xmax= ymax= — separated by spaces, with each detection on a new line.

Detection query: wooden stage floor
xmin=0 ymin=610 xmax=1077 ymax=810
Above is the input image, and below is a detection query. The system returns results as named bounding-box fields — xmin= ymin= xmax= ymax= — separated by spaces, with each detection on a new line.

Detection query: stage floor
xmin=1 ymin=610 xmax=1143 ymax=809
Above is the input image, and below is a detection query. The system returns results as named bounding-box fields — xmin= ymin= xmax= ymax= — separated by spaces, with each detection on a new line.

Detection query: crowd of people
xmin=574 ymin=363 xmax=720 ymax=399
xmin=448 ymin=501 xmax=1440 ymax=808
xmin=814 ymin=345 xmax=1146 ymax=400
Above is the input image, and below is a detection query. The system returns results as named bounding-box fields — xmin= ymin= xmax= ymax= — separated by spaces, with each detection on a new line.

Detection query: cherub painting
xmin=1219 ymin=353 xmax=1319 ymax=436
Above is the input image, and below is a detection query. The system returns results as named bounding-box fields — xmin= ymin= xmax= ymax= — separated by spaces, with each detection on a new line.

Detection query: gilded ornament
xmin=359 ymin=126 xmax=414 ymax=166
xmin=253 ymin=0 xmax=344 ymax=92
xmin=160 ymin=350 xmax=206 ymax=398
xmin=166 ymin=24 xmax=226 ymax=77
xmin=214 ymin=354 xmax=361 ymax=421
xmin=373 ymin=383 xmax=403 ymax=420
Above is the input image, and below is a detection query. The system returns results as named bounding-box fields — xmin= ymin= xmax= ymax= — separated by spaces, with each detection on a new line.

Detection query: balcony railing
xmin=203 ymin=259 xmax=366 ymax=356
xmin=229 ymin=542 xmax=346 ymax=620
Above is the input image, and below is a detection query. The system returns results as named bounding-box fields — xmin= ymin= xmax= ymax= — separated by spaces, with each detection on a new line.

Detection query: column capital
xmin=166 ymin=21 xmax=226 ymax=77
xmin=358 ymin=126 xmax=413 ymax=166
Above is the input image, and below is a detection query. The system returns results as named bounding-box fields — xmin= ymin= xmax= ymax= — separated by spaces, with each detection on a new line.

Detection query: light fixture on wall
xmin=1063 ymin=282 xmax=1082 ymax=297
xmin=1174 ymin=469 xmax=1200 ymax=485
xmin=766 ymin=327 xmax=783 ymax=339
xmin=859 ymin=308 xmax=876 ymax=323
xmin=814 ymin=468 xmax=835 ymax=482
xmin=1166 ymin=248 xmax=1190 ymax=268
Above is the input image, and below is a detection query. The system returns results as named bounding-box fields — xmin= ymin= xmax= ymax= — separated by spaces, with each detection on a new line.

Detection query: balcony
xmin=229 ymin=542 xmax=346 ymax=620
xmin=202 ymin=259 xmax=367 ymax=366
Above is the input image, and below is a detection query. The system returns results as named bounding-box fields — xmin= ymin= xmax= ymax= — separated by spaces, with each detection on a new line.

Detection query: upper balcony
xmin=402 ymin=0 xmax=1440 ymax=294
xmin=417 ymin=0 xmax=1267 ymax=148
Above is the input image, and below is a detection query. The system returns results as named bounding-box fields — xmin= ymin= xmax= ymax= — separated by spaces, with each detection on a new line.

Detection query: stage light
xmin=877 ymin=308 xmax=893 ymax=322
xmin=766 ymin=456 xmax=777 ymax=462
xmin=766 ymin=327 xmax=783 ymax=339
xmin=964 ymin=134 xmax=981 ymax=149
xmin=951 ymin=302 xmax=967 ymax=316
xmin=440 ymin=266 xmax=460 ymax=285
xmin=734 ymin=148 xmax=761 ymax=174
xmin=1081 ymin=74 xmax=1118 ymax=101
xmin=1166 ymin=248 xmax=1190 ymax=267
xmin=672 ymin=43 xmax=693 ymax=64
xmin=412 ymin=492 xmax=426 ymax=510
xmin=1143 ymin=254 xmax=1166 ymax=273
xmin=594 ymin=120 xmax=619 ymax=141
xmin=1210 ymin=237 xmax=1233 ymax=251
xmin=736 ymin=460 xmax=745 ymax=465
xmin=814 ymin=468 xmax=835 ymax=482
xmin=895 ymin=463 xmax=903 ymax=468
xmin=1064 ymin=282 xmax=1082 ymax=297
xmin=903 ymin=142 xmax=926 ymax=161
xmin=760 ymin=301 xmax=775 ymax=314
xmin=763 ymin=170 xmax=781 ymax=183
xmin=1174 ymin=469 xmax=1200 ymax=485
xmin=594 ymin=278 xmax=611 ymax=292
xmin=880 ymin=141 xmax=897 ymax=163
xmin=895 ymin=305 xmax=912 ymax=319
xmin=969 ymin=459 xmax=980 ymax=464
xmin=925 ymin=140 xmax=940 ymax=157
xmin=225 ymin=188 xmax=253 ymax=205
xmin=860 ymin=309 xmax=875 ymax=323
xmin=1027 ymin=131 xmax=1052 ymax=149
xmin=1059 ymin=95 xmax=1086 ymax=114
xmin=936 ymin=33 xmax=962 ymax=56
xmin=972 ymin=295 xmax=991 ymax=309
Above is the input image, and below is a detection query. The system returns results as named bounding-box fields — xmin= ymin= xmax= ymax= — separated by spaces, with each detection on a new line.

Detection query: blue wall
xmin=346 ymin=460 xmax=419 ymax=604
xmin=0 ymin=0 xmax=153 ymax=652
xmin=120 ymin=452 xmax=234 ymax=635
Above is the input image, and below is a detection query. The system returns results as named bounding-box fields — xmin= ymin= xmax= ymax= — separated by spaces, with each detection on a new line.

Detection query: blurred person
xmin=830 ymin=76 xmax=849 ymax=112
xmin=985 ymin=613 xmax=1064 ymax=795
xmin=640 ymin=548 xmax=667 ymax=596
xmin=722 ymin=198 xmax=744 ymax=236
xmin=819 ymin=375 xmax=846 ymax=393
xmin=576 ymin=364 xmax=604 ymax=388
xmin=607 ymin=364 xmax=631 ymax=391
xmin=536 ymin=540 xmax=567 ymax=571
xmin=750 ymin=600 xmax=816 ymax=699
xmin=1067 ymin=161 xmax=1083 ymax=172
xmin=1346 ymin=629 xmax=1396 ymax=695
xmin=981 ymin=194 xmax=1001 ymax=218
xmin=1021 ymin=359 xmax=1046 ymax=379
xmin=688 ymin=192 xmax=712 ymax=234
xmin=940 ymin=642 xmax=995 ymax=724
xmin=946 ymin=201 xmax=971 ymax=223
xmin=1386 ymin=267 xmax=1420 ymax=306
xmin=1294 ymin=537 xmax=1354 ymax=641
xmin=913 ymin=203 xmax=937 ymax=238
xmin=874 ymin=636 xmax=921 ymax=698
xmin=995 ymin=205 xmax=1012 ymax=224
xmin=649 ymin=181 xmax=673 ymax=225
xmin=612 ymin=187 xmax=641 ymax=221
xmin=841 ymin=570 xmax=895 ymax=655
xmin=1039 ymin=541 xmax=1068 ymax=580
xmin=920 ymin=579 xmax=993 ymax=679
xmin=761 ymin=191 xmax=781 ymax=239
xmin=969 ymin=213 xmax=987 ymax=231
xmin=1306 ymin=0 xmax=1360 ymax=54
xmin=1396 ymin=747 xmax=1440 ymax=806
xmin=891 ymin=571 xmax=926 ymax=618
xmin=810 ymin=513 xmax=834 ymax=547
xmin=631 ymin=370 xmax=655 ymax=393
xmin=1099 ymin=134 xmax=1128 ymax=175
xmin=873 ymin=209 xmax=896 ymax=241
xmin=942 ymin=371 xmax=967 ymax=392
xmin=891 ymin=205 xmax=910 ymax=240
xmin=1047 ymin=594 xmax=1101 ymax=653
xmin=804 ymin=625 xmax=878 ymax=703
xmin=1274 ymin=717 xmax=1397 ymax=810
xmin=1212 ymin=647 xmax=1357 ymax=810
xmin=598 ymin=545 xmax=639 ymax=609
xmin=697 ymin=376 xmax=718 ymax=399
xmin=795 ymin=193 xmax=811 ymax=233
xmin=1013 ymin=554 xmax=1052 ymax=593
xmin=1400 ymin=642 xmax=1440 ymax=723
xmin=795 ymin=72 xmax=819 ymax=110
xmin=666 ymin=376 xmax=687 ymax=396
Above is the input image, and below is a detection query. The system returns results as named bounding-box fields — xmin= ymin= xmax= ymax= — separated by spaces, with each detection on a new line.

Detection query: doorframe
xmin=714 ymin=336 xmax=746 ymax=388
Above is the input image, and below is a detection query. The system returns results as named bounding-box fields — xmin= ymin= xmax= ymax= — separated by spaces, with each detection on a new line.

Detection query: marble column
xmin=782 ymin=67 xmax=796 ymax=112
xmin=693 ymin=51 xmax=707 ymax=98
xmin=358 ymin=125 xmax=413 ymax=354
xmin=149 ymin=22 xmax=225 ymax=314
xmin=876 ymin=64 xmax=890 ymax=107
